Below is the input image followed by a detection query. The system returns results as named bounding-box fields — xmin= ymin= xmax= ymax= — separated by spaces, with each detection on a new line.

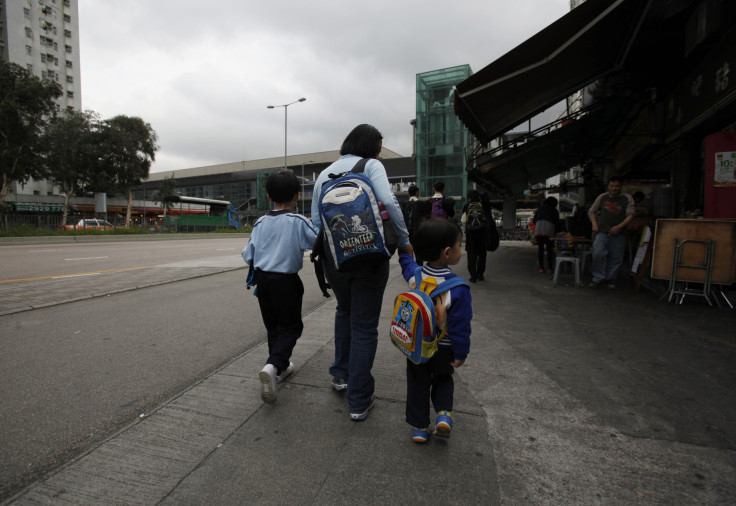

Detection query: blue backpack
xmin=318 ymin=158 xmax=395 ymax=272
xmin=389 ymin=267 xmax=469 ymax=364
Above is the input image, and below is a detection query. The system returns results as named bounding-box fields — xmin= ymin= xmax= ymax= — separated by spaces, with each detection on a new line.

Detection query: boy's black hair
xmin=266 ymin=170 xmax=300 ymax=204
xmin=412 ymin=218 xmax=462 ymax=262
xmin=608 ymin=175 xmax=624 ymax=184
xmin=340 ymin=124 xmax=383 ymax=159
xmin=408 ymin=184 xmax=419 ymax=197
xmin=433 ymin=181 xmax=445 ymax=192
xmin=467 ymin=189 xmax=480 ymax=202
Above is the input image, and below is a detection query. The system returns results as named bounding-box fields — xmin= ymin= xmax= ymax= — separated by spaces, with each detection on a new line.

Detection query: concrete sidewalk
xmin=6 ymin=242 xmax=736 ymax=505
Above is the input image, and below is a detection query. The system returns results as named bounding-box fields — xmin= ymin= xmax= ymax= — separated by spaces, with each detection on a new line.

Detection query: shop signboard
xmin=14 ymin=202 xmax=64 ymax=213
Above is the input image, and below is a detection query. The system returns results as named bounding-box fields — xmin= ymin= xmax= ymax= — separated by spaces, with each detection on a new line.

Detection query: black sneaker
xmin=589 ymin=281 xmax=601 ymax=289
xmin=331 ymin=377 xmax=347 ymax=391
xmin=607 ymin=282 xmax=616 ymax=290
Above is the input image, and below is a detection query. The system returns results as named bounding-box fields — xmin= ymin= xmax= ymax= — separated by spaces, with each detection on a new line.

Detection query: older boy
xmin=242 ymin=171 xmax=318 ymax=403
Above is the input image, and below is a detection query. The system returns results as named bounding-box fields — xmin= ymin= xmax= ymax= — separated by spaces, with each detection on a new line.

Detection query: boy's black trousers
xmin=405 ymin=348 xmax=455 ymax=428
xmin=255 ymin=271 xmax=304 ymax=375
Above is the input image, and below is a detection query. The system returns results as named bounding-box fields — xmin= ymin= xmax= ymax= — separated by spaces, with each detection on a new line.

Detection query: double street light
xmin=267 ymin=97 xmax=306 ymax=171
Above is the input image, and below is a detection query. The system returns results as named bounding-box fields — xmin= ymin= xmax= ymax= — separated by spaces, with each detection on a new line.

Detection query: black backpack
xmin=466 ymin=202 xmax=486 ymax=231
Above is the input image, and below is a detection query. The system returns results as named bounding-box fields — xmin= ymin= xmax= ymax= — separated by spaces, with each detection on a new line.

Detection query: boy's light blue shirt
xmin=310 ymin=154 xmax=409 ymax=248
xmin=242 ymin=209 xmax=318 ymax=273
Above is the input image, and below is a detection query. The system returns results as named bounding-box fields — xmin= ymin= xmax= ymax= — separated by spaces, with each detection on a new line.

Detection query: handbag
xmin=484 ymin=220 xmax=499 ymax=252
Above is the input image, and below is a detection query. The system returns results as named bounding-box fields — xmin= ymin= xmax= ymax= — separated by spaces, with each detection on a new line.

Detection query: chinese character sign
xmin=714 ymin=151 xmax=736 ymax=187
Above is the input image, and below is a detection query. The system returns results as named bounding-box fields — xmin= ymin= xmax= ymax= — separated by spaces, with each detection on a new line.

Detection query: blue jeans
xmin=591 ymin=232 xmax=626 ymax=283
xmin=323 ymin=259 xmax=390 ymax=413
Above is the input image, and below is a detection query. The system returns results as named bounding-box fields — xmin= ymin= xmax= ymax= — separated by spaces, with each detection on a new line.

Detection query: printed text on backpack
xmin=318 ymin=158 xmax=393 ymax=272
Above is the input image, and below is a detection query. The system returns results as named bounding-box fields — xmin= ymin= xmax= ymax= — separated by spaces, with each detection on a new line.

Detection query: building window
xmin=26 ymin=27 xmax=33 ymax=38
xmin=27 ymin=64 xmax=33 ymax=72
xmin=66 ymin=90 xmax=73 ymax=98
xmin=65 ymin=44 xmax=71 ymax=53
xmin=26 ymin=45 xmax=33 ymax=55
xmin=63 ymin=14 xmax=70 ymax=23
xmin=24 ymin=8 xmax=31 ymax=19
xmin=64 ymin=0 xmax=70 ymax=6
xmin=41 ymin=53 xmax=47 ymax=63
xmin=65 ymin=60 xmax=72 ymax=68
xmin=64 ymin=29 xmax=71 ymax=38
xmin=66 ymin=75 xmax=73 ymax=83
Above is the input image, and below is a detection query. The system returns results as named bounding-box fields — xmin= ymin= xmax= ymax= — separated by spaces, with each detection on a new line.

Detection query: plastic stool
xmin=552 ymin=254 xmax=581 ymax=287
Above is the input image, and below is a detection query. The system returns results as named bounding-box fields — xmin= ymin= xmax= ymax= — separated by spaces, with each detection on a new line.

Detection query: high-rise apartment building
xmin=1 ymin=0 xmax=81 ymax=196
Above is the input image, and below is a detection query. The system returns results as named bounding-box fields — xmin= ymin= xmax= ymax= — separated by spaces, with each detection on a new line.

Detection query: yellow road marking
xmin=0 ymin=266 xmax=150 ymax=284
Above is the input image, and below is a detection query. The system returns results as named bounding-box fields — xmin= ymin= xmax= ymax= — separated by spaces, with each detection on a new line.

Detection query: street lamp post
xmin=267 ymin=97 xmax=306 ymax=170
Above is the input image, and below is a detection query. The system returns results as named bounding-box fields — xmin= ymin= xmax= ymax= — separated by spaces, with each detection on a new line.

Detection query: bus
xmin=163 ymin=196 xmax=241 ymax=231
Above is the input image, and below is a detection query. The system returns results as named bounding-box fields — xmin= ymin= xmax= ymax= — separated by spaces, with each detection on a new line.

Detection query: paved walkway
xmin=4 ymin=241 xmax=736 ymax=505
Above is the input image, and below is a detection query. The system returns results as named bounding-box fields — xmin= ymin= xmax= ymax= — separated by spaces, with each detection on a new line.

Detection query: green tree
xmin=153 ymin=175 xmax=177 ymax=218
xmin=98 ymin=115 xmax=158 ymax=227
xmin=0 ymin=61 xmax=63 ymax=205
xmin=42 ymin=110 xmax=100 ymax=225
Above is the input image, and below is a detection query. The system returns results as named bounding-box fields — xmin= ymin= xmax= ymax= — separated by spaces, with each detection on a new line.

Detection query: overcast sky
xmin=78 ymin=1 xmax=571 ymax=174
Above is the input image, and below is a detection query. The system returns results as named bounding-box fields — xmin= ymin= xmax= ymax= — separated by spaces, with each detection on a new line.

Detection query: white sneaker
xmin=259 ymin=364 xmax=277 ymax=404
xmin=276 ymin=362 xmax=295 ymax=383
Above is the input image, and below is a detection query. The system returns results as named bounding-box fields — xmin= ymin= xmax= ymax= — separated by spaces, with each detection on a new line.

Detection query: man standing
xmin=429 ymin=181 xmax=456 ymax=219
xmin=588 ymin=176 xmax=635 ymax=289
xmin=401 ymin=185 xmax=430 ymax=240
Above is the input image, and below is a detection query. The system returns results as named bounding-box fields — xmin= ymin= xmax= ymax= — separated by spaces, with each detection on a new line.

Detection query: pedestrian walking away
xmin=311 ymin=123 xmax=412 ymax=421
xmin=398 ymin=218 xmax=473 ymax=443
xmin=242 ymin=170 xmax=319 ymax=404
xmin=532 ymin=196 xmax=560 ymax=274
xmin=461 ymin=189 xmax=487 ymax=282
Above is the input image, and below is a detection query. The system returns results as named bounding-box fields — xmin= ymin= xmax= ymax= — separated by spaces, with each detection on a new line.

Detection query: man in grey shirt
xmin=588 ymin=176 xmax=635 ymax=289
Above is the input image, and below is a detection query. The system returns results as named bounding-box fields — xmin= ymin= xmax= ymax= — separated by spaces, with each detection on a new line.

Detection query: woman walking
xmin=532 ymin=196 xmax=559 ymax=273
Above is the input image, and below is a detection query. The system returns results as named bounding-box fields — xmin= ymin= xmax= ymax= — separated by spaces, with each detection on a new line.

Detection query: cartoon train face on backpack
xmin=391 ymin=300 xmax=414 ymax=345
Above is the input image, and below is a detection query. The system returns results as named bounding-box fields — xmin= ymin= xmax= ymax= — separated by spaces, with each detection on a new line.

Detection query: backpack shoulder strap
xmin=350 ymin=158 xmax=369 ymax=174
xmin=429 ymin=276 xmax=470 ymax=298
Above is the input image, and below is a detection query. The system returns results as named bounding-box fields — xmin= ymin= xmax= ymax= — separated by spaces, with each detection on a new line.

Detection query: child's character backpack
xmin=389 ymin=267 xmax=469 ymax=364
xmin=430 ymin=197 xmax=447 ymax=219
xmin=318 ymin=158 xmax=395 ymax=272
xmin=466 ymin=201 xmax=486 ymax=231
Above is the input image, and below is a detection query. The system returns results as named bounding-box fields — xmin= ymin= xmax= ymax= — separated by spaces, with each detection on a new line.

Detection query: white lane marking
xmin=216 ymin=248 xmax=237 ymax=251
xmin=52 ymin=273 xmax=101 ymax=279
xmin=28 ymin=249 xmax=65 ymax=253
xmin=64 ymin=256 xmax=109 ymax=261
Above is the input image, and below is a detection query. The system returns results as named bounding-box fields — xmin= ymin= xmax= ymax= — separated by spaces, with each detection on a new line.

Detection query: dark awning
xmin=454 ymin=0 xmax=651 ymax=145
xmin=468 ymin=96 xmax=641 ymax=199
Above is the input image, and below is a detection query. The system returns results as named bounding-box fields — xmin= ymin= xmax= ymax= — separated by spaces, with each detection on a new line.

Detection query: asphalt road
xmin=0 ymin=237 xmax=328 ymax=501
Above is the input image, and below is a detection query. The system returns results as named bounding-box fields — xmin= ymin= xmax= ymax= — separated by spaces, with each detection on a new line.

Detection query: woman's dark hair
xmin=468 ymin=189 xmax=480 ymax=202
xmin=340 ymin=124 xmax=383 ymax=158
xmin=266 ymin=170 xmax=300 ymax=204
xmin=412 ymin=218 xmax=462 ymax=262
